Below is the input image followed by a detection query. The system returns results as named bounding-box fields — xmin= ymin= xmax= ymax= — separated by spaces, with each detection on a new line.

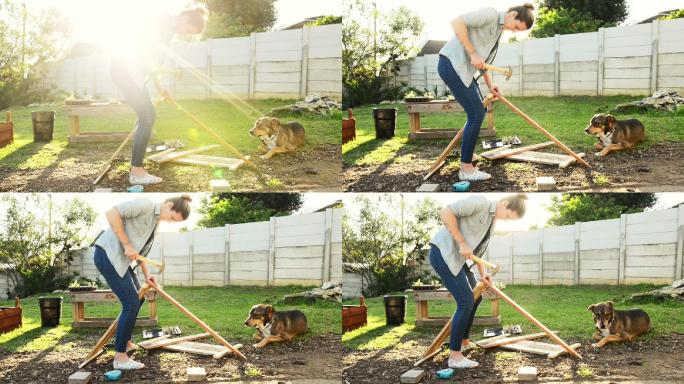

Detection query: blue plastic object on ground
xmin=127 ymin=185 xmax=144 ymax=193
xmin=104 ymin=370 xmax=122 ymax=381
xmin=452 ymin=181 xmax=470 ymax=192
xmin=436 ymin=368 xmax=455 ymax=379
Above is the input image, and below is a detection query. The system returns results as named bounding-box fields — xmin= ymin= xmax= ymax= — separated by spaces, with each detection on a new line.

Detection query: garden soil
xmin=344 ymin=141 xmax=684 ymax=192
xmin=343 ymin=332 xmax=684 ymax=383
xmin=0 ymin=334 xmax=341 ymax=383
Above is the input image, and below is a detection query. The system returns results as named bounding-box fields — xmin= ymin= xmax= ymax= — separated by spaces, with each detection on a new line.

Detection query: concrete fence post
xmin=249 ymin=32 xmax=258 ymax=100
xmin=267 ymin=217 xmax=276 ymax=286
xmin=322 ymin=208 xmax=333 ymax=283
xmin=597 ymin=28 xmax=605 ymax=96
xmin=538 ymin=229 xmax=544 ymax=285
xmin=300 ymin=25 xmax=311 ymax=99
xmin=676 ymin=205 xmax=684 ymax=280
xmin=189 ymin=232 xmax=195 ymax=287
xmin=510 ymin=235 xmax=515 ymax=284
xmin=618 ymin=214 xmax=627 ymax=285
xmin=224 ymin=224 xmax=231 ymax=286
xmin=574 ymin=222 xmax=581 ymax=284
xmin=650 ymin=20 xmax=660 ymax=94
xmin=159 ymin=233 xmax=165 ymax=286
xmin=554 ymin=34 xmax=560 ymax=96
xmin=207 ymin=39 xmax=213 ymax=99
xmin=518 ymin=40 xmax=524 ymax=96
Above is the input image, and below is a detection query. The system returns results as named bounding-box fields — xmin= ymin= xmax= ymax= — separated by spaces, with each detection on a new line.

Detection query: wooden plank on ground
xmin=171 ymin=155 xmax=245 ymax=170
xmin=481 ymin=142 xmax=554 ymax=160
xmin=505 ymin=151 xmax=586 ymax=168
xmin=139 ymin=333 xmax=209 ymax=350
xmin=500 ymin=340 xmax=581 ymax=358
xmin=163 ymin=341 xmax=243 ymax=359
xmin=146 ymin=148 xmax=176 ymax=161
xmin=475 ymin=331 xmax=558 ymax=349
xmin=148 ymin=145 xmax=220 ymax=163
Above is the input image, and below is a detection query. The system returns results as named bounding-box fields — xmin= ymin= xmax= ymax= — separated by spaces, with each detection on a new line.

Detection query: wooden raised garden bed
xmin=0 ymin=298 xmax=22 ymax=334
xmin=0 ymin=111 xmax=13 ymax=148
xmin=342 ymin=297 xmax=367 ymax=333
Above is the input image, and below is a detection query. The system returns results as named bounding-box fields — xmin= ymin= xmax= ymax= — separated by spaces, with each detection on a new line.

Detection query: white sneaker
xmin=113 ymin=358 xmax=145 ymax=370
xmin=459 ymin=168 xmax=491 ymax=181
xmin=448 ymin=357 xmax=480 ymax=369
xmin=129 ymin=173 xmax=163 ymax=185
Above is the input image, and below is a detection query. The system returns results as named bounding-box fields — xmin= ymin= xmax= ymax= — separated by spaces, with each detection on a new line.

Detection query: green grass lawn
xmin=343 ymin=96 xmax=684 ymax=167
xmin=343 ymin=284 xmax=684 ymax=352
xmin=0 ymin=285 xmax=340 ymax=354
xmin=0 ymin=99 xmax=341 ymax=191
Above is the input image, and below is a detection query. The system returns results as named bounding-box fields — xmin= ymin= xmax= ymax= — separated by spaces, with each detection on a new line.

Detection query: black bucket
xmin=38 ymin=297 xmax=63 ymax=327
xmin=383 ymin=295 xmax=407 ymax=326
xmin=32 ymin=111 xmax=56 ymax=143
xmin=373 ymin=108 xmax=397 ymax=139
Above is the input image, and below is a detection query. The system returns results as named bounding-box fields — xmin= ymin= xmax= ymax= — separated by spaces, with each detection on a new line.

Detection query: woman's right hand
xmin=124 ymin=243 xmax=139 ymax=261
xmin=459 ymin=242 xmax=474 ymax=260
xmin=469 ymin=52 xmax=485 ymax=70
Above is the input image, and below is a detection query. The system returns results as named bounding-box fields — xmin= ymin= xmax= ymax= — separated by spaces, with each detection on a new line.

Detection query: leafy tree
xmin=659 ymin=9 xmax=684 ymax=21
xmin=204 ymin=0 xmax=277 ymax=38
xmin=530 ymin=7 xmax=603 ymax=38
xmin=309 ymin=15 xmax=343 ymax=26
xmin=530 ymin=0 xmax=628 ymax=38
xmin=197 ymin=193 xmax=303 ymax=227
xmin=343 ymin=0 xmax=424 ymax=107
xmin=343 ymin=194 xmax=441 ymax=296
xmin=0 ymin=1 xmax=70 ymax=109
xmin=541 ymin=0 xmax=628 ymax=25
xmin=0 ymin=194 xmax=96 ymax=297
xmin=546 ymin=193 xmax=657 ymax=227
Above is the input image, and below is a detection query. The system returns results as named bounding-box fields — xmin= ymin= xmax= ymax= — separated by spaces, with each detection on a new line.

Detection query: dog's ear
xmin=606 ymin=115 xmax=616 ymax=126
xmin=606 ymin=301 xmax=614 ymax=309
xmin=587 ymin=304 xmax=595 ymax=312
xmin=266 ymin=304 xmax=274 ymax=315
xmin=270 ymin=118 xmax=279 ymax=128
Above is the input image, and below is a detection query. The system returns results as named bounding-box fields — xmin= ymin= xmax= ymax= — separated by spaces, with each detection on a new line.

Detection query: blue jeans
xmin=437 ymin=55 xmax=486 ymax=164
xmin=94 ymin=246 xmax=145 ymax=353
xmin=429 ymin=245 xmax=482 ymax=351
xmin=111 ymin=58 xmax=156 ymax=167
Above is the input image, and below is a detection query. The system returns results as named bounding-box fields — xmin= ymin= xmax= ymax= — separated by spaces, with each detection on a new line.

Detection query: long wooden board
xmin=163 ymin=341 xmax=243 ymax=359
xmin=500 ymin=340 xmax=582 ymax=359
xmin=147 ymin=145 xmax=220 ymax=163
xmin=480 ymin=142 xmax=554 ymax=160
xmin=506 ymin=151 xmax=586 ymax=169
xmin=171 ymin=155 xmax=245 ymax=170
xmin=475 ymin=331 xmax=559 ymax=349
xmin=139 ymin=333 xmax=209 ymax=350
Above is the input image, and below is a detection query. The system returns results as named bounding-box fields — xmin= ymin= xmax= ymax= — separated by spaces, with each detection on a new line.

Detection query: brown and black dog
xmin=244 ymin=304 xmax=308 ymax=348
xmin=587 ymin=301 xmax=650 ymax=348
xmin=249 ymin=117 xmax=305 ymax=159
xmin=584 ymin=113 xmax=645 ymax=158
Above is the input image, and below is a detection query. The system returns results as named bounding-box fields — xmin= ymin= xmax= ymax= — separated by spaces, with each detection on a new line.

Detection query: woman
xmin=110 ymin=7 xmax=208 ymax=185
xmin=429 ymin=194 xmax=527 ymax=369
xmin=438 ymin=4 xmax=535 ymax=181
xmin=94 ymin=195 xmax=192 ymax=370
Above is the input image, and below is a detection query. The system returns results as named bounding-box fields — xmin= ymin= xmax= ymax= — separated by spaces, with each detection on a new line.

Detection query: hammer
xmin=137 ymin=255 xmax=165 ymax=273
xmin=484 ymin=64 xmax=513 ymax=80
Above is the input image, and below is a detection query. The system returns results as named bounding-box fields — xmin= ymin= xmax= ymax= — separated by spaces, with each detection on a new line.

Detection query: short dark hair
xmin=180 ymin=6 xmax=208 ymax=33
xmin=509 ymin=3 xmax=535 ymax=29
xmin=166 ymin=194 xmax=192 ymax=220
xmin=501 ymin=194 xmax=528 ymax=217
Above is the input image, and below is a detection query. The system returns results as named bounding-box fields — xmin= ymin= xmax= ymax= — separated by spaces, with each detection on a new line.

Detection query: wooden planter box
xmin=342 ymin=109 xmax=356 ymax=144
xmin=0 ymin=111 xmax=13 ymax=148
xmin=0 ymin=298 xmax=22 ymax=334
xmin=342 ymin=297 xmax=367 ymax=333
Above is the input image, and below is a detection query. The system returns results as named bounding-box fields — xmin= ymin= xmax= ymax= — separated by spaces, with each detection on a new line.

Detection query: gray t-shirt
xmin=430 ymin=196 xmax=497 ymax=277
xmin=95 ymin=199 xmax=161 ymax=278
xmin=439 ymin=7 xmax=505 ymax=87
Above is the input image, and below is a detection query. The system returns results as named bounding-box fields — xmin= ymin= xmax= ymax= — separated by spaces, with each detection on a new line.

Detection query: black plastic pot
xmin=383 ymin=295 xmax=407 ymax=326
xmin=32 ymin=111 xmax=56 ymax=142
xmin=373 ymin=108 xmax=397 ymax=139
xmin=38 ymin=297 xmax=63 ymax=327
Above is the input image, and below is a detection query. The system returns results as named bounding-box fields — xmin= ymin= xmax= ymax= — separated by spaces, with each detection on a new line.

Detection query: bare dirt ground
xmin=343 ymin=333 xmax=684 ymax=383
xmin=0 ymin=334 xmax=341 ymax=383
xmin=344 ymin=141 xmax=684 ymax=192
xmin=0 ymin=143 xmax=342 ymax=192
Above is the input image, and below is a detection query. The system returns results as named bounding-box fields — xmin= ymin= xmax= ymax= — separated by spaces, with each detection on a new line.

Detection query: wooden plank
xmin=505 ymin=151 xmax=586 ymax=168
xmin=148 ymin=145 xmax=220 ymax=163
xmin=171 ymin=155 xmax=245 ymax=170
xmin=475 ymin=332 xmax=557 ymax=349
xmin=139 ymin=333 xmax=210 ymax=350
xmin=481 ymin=142 xmax=554 ymax=160
xmin=406 ymin=101 xmax=464 ymax=114
xmin=162 ymin=341 xmax=243 ymax=359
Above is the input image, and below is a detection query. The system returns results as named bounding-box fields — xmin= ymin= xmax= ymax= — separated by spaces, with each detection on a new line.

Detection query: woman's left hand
xmin=490 ymin=85 xmax=501 ymax=98
xmin=145 ymin=275 xmax=157 ymax=286
xmin=481 ymin=273 xmax=493 ymax=285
